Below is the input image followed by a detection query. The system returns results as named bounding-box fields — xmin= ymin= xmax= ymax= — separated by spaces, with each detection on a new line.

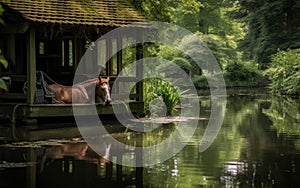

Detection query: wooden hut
xmin=0 ymin=0 xmax=147 ymax=138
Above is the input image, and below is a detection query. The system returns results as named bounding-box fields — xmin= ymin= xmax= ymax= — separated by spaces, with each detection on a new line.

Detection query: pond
xmin=0 ymin=90 xmax=300 ymax=188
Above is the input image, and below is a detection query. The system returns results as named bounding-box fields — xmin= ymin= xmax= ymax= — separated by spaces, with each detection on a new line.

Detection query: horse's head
xmin=96 ymin=77 xmax=112 ymax=104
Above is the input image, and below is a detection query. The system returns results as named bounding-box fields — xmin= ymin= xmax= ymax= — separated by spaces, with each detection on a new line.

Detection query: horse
xmin=45 ymin=142 xmax=112 ymax=164
xmin=40 ymin=142 xmax=112 ymax=172
xmin=49 ymin=77 xmax=111 ymax=104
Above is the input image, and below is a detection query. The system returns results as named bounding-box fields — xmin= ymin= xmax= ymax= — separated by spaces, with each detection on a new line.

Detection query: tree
xmin=130 ymin=0 xmax=173 ymax=22
xmin=130 ymin=0 xmax=202 ymax=27
xmin=231 ymin=0 xmax=300 ymax=68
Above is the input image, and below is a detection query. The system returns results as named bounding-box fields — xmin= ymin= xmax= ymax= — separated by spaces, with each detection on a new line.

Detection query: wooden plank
xmin=0 ymin=93 xmax=26 ymax=99
xmin=26 ymin=102 xmax=144 ymax=117
xmin=27 ymin=27 xmax=36 ymax=104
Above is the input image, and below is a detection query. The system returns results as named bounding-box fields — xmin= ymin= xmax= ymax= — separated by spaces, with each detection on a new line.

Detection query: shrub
xmin=192 ymin=75 xmax=208 ymax=88
xmin=224 ymin=61 xmax=265 ymax=87
xmin=265 ymin=48 xmax=300 ymax=95
xmin=144 ymin=78 xmax=180 ymax=116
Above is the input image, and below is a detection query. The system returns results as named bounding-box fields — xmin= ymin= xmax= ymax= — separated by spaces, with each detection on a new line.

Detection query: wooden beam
xmin=27 ymin=27 xmax=36 ymax=104
xmin=24 ymin=102 xmax=144 ymax=117
xmin=73 ymin=37 xmax=82 ymax=72
xmin=0 ymin=23 xmax=30 ymax=34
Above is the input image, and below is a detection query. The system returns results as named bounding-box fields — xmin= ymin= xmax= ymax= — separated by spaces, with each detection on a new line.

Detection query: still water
xmin=0 ymin=92 xmax=300 ymax=188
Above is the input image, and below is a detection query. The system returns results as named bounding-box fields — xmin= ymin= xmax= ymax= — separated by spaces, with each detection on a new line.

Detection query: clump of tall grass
xmin=144 ymin=78 xmax=180 ymax=116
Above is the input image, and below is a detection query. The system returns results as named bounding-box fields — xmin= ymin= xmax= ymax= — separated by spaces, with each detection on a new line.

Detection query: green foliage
xmin=131 ymin=0 xmax=268 ymax=88
xmin=231 ymin=0 xmax=300 ymax=66
xmin=144 ymin=78 xmax=180 ymax=116
xmin=0 ymin=78 xmax=8 ymax=92
xmin=263 ymin=96 xmax=300 ymax=137
xmin=0 ymin=4 xmax=4 ymax=25
xmin=265 ymin=48 xmax=300 ymax=95
xmin=195 ymin=32 xmax=242 ymax=69
xmin=224 ymin=61 xmax=265 ymax=87
xmin=172 ymin=57 xmax=192 ymax=74
xmin=192 ymin=75 xmax=208 ymax=88
xmin=130 ymin=0 xmax=202 ymax=27
xmin=0 ymin=5 xmax=8 ymax=74
xmin=130 ymin=0 xmax=172 ymax=22
xmin=0 ymin=50 xmax=8 ymax=70
xmin=169 ymin=0 xmax=203 ymax=32
xmin=156 ymin=45 xmax=192 ymax=76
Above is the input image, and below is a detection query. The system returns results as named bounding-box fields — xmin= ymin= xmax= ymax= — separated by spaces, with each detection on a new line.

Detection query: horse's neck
xmin=75 ymin=78 xmax=98 ymax=89
xmin=74 ymin=78 xmax=98 ymax=99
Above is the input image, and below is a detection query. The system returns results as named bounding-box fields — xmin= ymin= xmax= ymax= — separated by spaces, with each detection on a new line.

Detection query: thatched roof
xmin=0 ymin=0 xmax=146 ymax=27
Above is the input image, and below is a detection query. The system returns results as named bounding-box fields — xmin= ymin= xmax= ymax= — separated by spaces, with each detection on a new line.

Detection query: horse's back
xmin=49 ymin=84 xmax=90 ymax=104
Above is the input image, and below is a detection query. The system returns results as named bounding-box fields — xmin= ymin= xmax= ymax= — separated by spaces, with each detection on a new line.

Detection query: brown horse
xmin=45 ymin=142 xmax=112 ymax=164
xmin=49 ymin=77 xmax=111 ymax=104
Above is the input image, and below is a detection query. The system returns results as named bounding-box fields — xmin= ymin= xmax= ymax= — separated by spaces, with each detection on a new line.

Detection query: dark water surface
xmin=0 ymin=92 xmax=300 ymax=188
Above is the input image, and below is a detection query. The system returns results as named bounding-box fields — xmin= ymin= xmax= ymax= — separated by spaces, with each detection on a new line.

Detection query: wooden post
xmin=116 ymin=154 xmax=123 ymax=183
xmin=8 ymin=34 xmax=16 ymax=68
xmin=26 ymin=148 xmax=36 ymax=188
xmin=106 ymin=37 xmax=113 ymax=76
xmin=135 ymin=133 xmax=143 ymax=187
xmin=117 ymin=35 xmax=122 ymax=74
xmin=136 ymin=37 xmax=143 ymax=102
xmin=73 ymin=37 xmax=83 ymax=73
xmin=27 ymin=27 xmax=36 ymax=104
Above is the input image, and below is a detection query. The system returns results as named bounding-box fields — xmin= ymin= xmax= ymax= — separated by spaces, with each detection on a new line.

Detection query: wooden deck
xmin=0 ymin=101 xmax=144 ymax=119
xmin=0 ymin=101 xmax=144 ymax=141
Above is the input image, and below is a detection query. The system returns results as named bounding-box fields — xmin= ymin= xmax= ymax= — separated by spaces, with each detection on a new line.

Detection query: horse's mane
xmin=74 ymin=78 xmax=98 ymax=87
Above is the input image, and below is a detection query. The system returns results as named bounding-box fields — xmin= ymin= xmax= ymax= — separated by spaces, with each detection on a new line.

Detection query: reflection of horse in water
xmin=49 ymin=77 xmax=111 ymax=104
xmin=39 ymin=142 xmax=111 ymax=174
xmin=43 ymin=142 xmax=111 ymax=165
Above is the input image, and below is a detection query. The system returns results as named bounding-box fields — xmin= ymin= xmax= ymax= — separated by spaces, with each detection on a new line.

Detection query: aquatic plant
xmin=144 ymin=78 xmax=180 ymax=116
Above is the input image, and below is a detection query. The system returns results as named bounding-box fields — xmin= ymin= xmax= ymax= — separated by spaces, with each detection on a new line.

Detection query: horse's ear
xmin=98 ymin=76 xmax=102 ymax=83
xmin=95 ymin=78 xmax=100 ymax=86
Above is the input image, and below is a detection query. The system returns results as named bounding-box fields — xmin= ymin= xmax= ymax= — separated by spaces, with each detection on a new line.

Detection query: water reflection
xmin=143 ymin=95 xmax=300 ymax=187
xmin=0 ymin=138 xmax=141 ymax=188
xmin=0 ymin=94 xmax=300 ymax=187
